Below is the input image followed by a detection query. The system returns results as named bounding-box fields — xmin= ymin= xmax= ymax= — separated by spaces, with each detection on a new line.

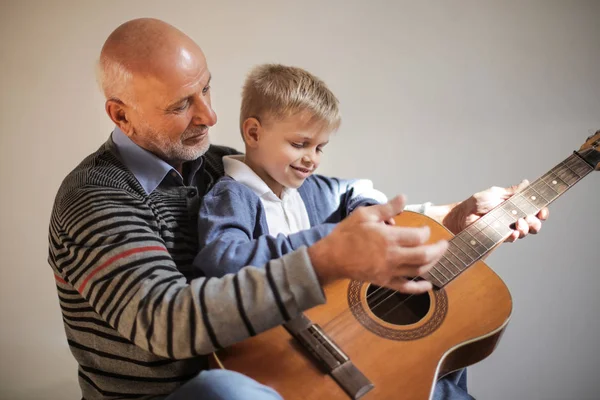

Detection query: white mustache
xmin=182 ymin=127 xmax=208 ymax=140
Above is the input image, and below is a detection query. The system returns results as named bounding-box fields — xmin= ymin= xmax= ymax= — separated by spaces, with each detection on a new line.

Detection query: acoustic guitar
xmin=212 ymin=132 xmax=600 ymax=399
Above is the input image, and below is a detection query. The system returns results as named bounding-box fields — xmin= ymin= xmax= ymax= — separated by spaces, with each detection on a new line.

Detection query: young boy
xmin=193 ymin=64 xmax=471 ymax=400
xmin=194 ymin=63 xmax=429 ymax=277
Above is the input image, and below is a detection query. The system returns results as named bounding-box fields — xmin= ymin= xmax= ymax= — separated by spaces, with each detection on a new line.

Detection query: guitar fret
xmin=473 ymin=229 xmax=495 ymax=250
xmin=532 ymin=178 xmax=559 ymax=202
xmin=566 ymin=154 xmax=593 ymax=175
xmin=520 ymin=185 xmax=549 ymax=209
xmin=508 ymin=194 xmax=539 ymax=216
xmin=439 ymin=256 xmax=460 ymax=275
xmin=487 ymin=218 xmax=513 ymax=238
xmin=448 ymin=241 xmax=475 ymax=264
xmin=495 ymin=207 xmax=518 ymax=228
xmin=427 ymin=263 xmax=449 ymax=287
xmin=554 ymin=163 xmax=579 ymax=186
xmin=542 ymin=171 xmax=569 ymax=194
xmin=454 ymin=236 xmax=482 ymax=261
xmin=482 ymin=207 xmax=506 ymax=225
xmin=481 ymin=225 xmax=504 ymax=244
xmin=458 ymin=230 xmax=488 ymax=256
xmin=446 ymin=251 xmax=467 ymax=272
xmin=479 ymin=213 xmax=497 ymax=227
xmin=425 ymin=150 xmax=594 ymax=290
xmin=501 ymin=200 xmax=528 ymax=220
xmin=424 ymin=269 xmax=445 ymax=287
xmin=436 ymin=256 xmax=455 ymax=280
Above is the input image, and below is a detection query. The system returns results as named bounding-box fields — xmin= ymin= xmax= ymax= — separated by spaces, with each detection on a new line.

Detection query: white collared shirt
xmin=223 ymin=155 xmax=311 ymax=236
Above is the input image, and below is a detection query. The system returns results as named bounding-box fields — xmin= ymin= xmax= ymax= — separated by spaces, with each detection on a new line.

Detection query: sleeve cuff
xmin=280 ymin=246 xmax=326 ymax=314
xmin=404 ymin=201 xmax=433 ymax=215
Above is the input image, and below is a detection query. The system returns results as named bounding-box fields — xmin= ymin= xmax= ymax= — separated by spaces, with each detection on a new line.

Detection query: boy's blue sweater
xmin=195 ymin=174 xmax=386 ymax=277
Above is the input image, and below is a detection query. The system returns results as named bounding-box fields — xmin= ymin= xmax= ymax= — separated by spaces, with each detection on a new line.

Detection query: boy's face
xmin=246 ymin=112 xmax=332 ymax=197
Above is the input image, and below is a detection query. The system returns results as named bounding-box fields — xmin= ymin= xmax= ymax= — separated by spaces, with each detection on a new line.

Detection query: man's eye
xmin=202 ymin=85 xmax=211 ymax=95
xmin=173 ymin=102 xmax=189 ymax=112
xmin=291 ymin=142 xmax=304 ymax=149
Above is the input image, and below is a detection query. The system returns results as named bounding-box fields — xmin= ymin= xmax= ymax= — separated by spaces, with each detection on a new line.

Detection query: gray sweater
xmin=48 ymin=139 xmax=325 ymax=399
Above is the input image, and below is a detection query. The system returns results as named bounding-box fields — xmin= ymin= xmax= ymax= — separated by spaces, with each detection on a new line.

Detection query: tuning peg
xmin=586 ymin=129 xmax=600 ymax=141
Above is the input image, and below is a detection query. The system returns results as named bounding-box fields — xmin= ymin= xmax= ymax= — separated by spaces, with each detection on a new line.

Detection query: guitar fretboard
xmin=426 ymin=152 xmax=594 ymax=288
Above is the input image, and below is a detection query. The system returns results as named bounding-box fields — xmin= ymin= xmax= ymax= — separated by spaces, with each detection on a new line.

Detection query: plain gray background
xmin=1 ymin=0 xmax=599 ymax=399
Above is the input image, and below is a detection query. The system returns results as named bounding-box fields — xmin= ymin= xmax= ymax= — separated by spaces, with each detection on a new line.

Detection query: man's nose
xmin=191 ymin=95 xmax=217 ymax=127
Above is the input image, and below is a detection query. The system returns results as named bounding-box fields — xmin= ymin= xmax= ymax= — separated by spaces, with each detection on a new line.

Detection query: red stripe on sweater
xmin=55 ymin=275 xmax=67 ymax=284
xmin=79 ymin=246 xmax=167 ymax=292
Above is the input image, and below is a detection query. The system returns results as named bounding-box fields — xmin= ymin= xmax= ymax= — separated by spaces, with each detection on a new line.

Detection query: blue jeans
xmin=164 ymin=369 xmax=282 ymax=400
xmin=434 ymin=369 xmax=474 ymax=400
xmin=165 ymin=368 xmax=471 ymax=399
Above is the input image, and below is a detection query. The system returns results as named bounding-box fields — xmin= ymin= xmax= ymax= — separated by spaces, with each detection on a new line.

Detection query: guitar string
xmin=322 ymin=190 xmax=547 ymax=335
xmin=369 ymin=168 xmax=587 ymax=326
xmin=302 ymin=154 xmax=593 ymax=372
xmin=318 ymin=157 xmax=588 ymax=342
xmin=323 ymin=213 xmax=526 ymax=336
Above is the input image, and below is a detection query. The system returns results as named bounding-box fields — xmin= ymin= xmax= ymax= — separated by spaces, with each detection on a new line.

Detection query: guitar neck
xmin=426 ymin=152 xmax=595 ymax=288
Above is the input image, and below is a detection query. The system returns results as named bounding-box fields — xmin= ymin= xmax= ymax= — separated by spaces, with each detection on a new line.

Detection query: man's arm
xmin=52 ymin=186 xmax=451 ymax=361
xmin=50 ymin=186 xmax=325 ymax=358
xmin=421 ymin=203 xmax=460 ymax=229
xmin=195 ymin=183 xmax=336 ymax=277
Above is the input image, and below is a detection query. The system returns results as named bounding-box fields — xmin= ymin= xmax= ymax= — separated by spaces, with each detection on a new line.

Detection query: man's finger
xmin=506 ymin=179 xmax=530 ymax=195
xmin=388 ymin=277 xmax=432 ymax=294
xmin=525 ymin=215 xmax=542 ymax=234
xmin=387 ymin=225 xmax=431 ymax=247
xmin=537 ymin=207 xmax=549 ymax=221
xmin=394 ymin=240 xmax=448 ymax=267
xmin=505 ymin=230 xmax=519 ymax=243
xmin=362 ymin=195 xmax=406 ymax=223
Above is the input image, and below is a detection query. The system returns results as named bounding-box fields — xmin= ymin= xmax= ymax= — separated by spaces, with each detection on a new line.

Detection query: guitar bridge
xmin=284 ymin=314 xmax=374 ymax=399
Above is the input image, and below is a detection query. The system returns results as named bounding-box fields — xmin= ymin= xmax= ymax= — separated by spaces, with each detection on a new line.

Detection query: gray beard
xmin=138 ymin=125 xmax=210 ymax=165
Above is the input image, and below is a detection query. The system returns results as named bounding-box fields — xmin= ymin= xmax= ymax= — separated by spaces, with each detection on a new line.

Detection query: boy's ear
xmin=242 ymin=118 xmax=261 ymax=148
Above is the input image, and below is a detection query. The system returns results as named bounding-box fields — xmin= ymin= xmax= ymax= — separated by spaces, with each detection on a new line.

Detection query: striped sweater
xmin=48 ymin=138 xmax=325 ymax=399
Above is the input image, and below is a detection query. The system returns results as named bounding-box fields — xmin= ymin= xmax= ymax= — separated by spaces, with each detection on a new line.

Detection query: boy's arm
xmin=196 ymin=184 xmax=335 ymax=277
xmin=308 ymin=175 xmax=388 ymax=220
xmin=309 ymin=175 xmax=432 ymax=220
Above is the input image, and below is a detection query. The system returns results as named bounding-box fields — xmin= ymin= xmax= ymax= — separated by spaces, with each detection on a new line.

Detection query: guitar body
xmin=215 ymin=211 xmax=513 ymax=399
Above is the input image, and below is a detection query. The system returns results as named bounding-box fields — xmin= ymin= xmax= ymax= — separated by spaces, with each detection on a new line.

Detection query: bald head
xmin=98 ymin=18 xmax=206 ymax=104
xmin=99 ymin=18 xmax=217 ymax=169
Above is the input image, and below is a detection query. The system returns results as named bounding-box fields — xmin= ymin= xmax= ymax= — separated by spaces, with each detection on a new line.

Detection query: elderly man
xmin=48 ymin=18 xmax=547 ymax=400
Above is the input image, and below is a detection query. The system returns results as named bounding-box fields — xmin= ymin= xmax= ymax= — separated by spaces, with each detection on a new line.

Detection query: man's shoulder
xmin=203 ymin=144 xmax=242 ymax=177
xmin=53 ymin=142 xmax=143 ymax=216
xmin=206 ymin=144 xmax=241 ymax=158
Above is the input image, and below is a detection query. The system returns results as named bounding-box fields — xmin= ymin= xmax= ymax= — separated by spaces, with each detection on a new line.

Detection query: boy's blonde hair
xmin=240 ymin=64 xmax=341 ymax=134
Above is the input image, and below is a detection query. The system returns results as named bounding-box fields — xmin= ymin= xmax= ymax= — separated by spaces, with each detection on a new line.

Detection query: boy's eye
xmin=316 ymin=147 xmax=324 ymax=153
xmin=291 ymin=142 xmax=304 ymax=149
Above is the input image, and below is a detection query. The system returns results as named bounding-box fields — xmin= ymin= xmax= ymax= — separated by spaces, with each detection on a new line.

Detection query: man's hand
xmin=308 ymin=196 xmax=448 ymax=294
xmin=443 ymin=180 xmax=549 ymax=241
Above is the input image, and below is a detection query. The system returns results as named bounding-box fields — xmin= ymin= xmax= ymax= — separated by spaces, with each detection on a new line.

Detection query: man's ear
xmin=242 ymin=118 xmax=261 ymax=149
xmin=106 ymin=99 xmax=133 ymax=136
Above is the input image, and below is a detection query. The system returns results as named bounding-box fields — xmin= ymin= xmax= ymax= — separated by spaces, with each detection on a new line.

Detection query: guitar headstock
xmin=578 ymin=130 xmax=600 ymax=171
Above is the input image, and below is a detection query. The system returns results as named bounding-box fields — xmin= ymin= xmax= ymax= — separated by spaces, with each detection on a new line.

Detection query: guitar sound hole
xmin=366 ymin=285 xmax=431 ymax=325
